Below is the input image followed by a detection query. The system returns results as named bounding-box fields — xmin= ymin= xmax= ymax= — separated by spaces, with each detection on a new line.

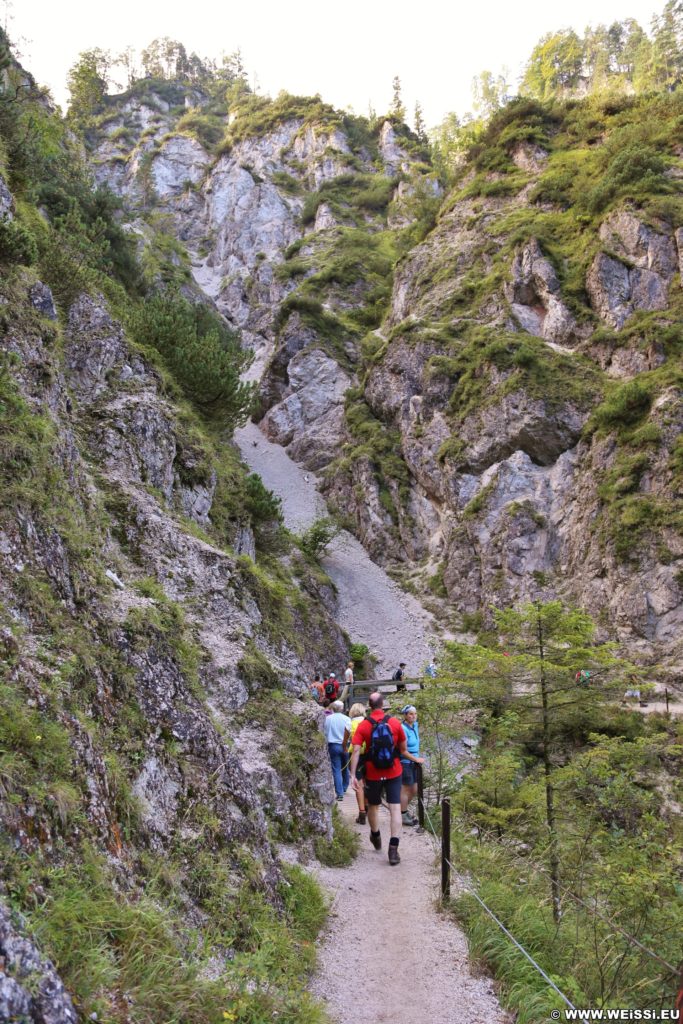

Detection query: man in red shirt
xmin=349 ymin=692 xmax=407 ymax=865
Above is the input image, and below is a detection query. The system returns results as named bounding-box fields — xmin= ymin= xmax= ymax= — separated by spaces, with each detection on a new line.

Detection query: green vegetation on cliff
xmin=0 ymin=31 xmax=349 ymax=1023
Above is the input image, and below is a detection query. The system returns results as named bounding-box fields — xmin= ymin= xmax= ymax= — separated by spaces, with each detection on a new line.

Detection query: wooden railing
xmin=342 ymin=678 xmax=423 ymax=709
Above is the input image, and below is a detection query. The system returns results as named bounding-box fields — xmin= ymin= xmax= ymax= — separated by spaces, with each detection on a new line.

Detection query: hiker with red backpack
xmin=323 ymin=674 xmax=339 ymax=704
xmin=348 ymin=692 xmax=407 ymax=866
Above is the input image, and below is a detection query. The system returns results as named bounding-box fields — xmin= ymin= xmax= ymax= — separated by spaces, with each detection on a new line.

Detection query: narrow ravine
xmin=236 ymin=420 xmax=507 ymax=1020
xmin=309 ymin=792 xmax=508 ymax=1024
xmin=235 ymin=420 xmax=441 ymax=676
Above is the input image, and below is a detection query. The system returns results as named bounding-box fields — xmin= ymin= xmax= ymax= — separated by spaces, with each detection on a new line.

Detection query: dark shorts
xmin=401 ymin=761 xmax=418 ymax=786
xmin=365 ymin=775 xmax=402 ymax=806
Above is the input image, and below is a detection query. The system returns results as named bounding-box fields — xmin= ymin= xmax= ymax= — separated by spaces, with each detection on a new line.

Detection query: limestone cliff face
xmin=91 ymin=88 xmax=434 ymax=469
xmin=89 ymin=87 xmax=682 ymax=663
xmin=0 ymin=262 xmax=345 ymax=1014
xmin=325 ymin=159 xmax=683 ymax=662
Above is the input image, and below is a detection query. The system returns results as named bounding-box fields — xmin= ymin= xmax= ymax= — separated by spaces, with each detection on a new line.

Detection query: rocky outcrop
xmin=379 ymin=121 xmax=409 ymax=176
xmin=88 ymin=83 xmax=682 ymax=665
xmin=0 ymin=903 xmax=78 ymax=1024
xmin=506 ymin=239 xmax=589 ymax=346
xmin=0 ymin=171 xmax=14 ymax=219
xmin=587 ymin=211 xmax=679 ymax=329
xmin=152 ymin=134 xmax=211 ymax=196
xmin=261 ymin=348 xmax=352 ymax=468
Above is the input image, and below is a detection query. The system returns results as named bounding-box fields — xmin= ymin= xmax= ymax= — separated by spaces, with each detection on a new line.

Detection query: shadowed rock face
xmin=0 ymin=904 xmax=78 ymax=1024
xmin=316 ymin=194 xmax=682 ymax=660
xmin=0 ymin=245 xmax=348 ymax=1007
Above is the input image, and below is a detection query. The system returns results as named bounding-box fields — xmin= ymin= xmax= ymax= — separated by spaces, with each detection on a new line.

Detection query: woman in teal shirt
xmin=399 ymin=705 xmax=424 ymax=826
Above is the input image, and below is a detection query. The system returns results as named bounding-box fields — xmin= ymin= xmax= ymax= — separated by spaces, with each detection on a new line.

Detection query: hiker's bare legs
xmin=401 ymin=781 xmax=417 ymax=813
xmin=389 ymin=801 xmax=402 ymax=839
xmin=367 ymin=802 xmax=380 ymax=833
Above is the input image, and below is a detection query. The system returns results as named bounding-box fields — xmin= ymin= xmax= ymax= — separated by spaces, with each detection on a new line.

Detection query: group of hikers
xmin=310 ymin=661 xmax=416 ymax=707
xmin=321 ymin=689 xmax=424 ymax=867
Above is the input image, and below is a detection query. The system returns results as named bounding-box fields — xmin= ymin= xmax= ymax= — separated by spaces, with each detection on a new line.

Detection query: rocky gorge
xmin=89 ymin=81 xmax=683 ymax=666
xmin=0 ymin=34 xmax=682 ymax=1022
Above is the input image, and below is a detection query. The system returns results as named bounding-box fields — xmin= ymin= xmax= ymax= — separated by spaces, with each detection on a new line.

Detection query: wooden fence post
xmin=441 ymin=797 xmax=451 ymax=902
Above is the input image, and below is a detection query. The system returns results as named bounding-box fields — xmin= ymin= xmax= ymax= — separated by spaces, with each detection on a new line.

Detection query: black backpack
xmin=369 ymin=714 xmax=396 ymax=771
xmin=392 ymin=668 xmax=403 ymax=681
xmin=324 ymin=680 xmax=336 ymax=698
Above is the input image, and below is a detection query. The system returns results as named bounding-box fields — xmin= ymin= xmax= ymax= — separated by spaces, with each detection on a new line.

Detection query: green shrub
xmin=298 ymin=517 xmax=340 ymax=561
xmin=585 ymin=144 xmax=667 ymax=214
xmin=244 ymin=473 xmax=283 ymax=525
xmin=349 ymin=642 xmax=370 ymax=674
xmin=0 ymin=216 xmax=37 ymax=265
xmin=176 ymin=109 xmax=224 ymax=150
xmin=237 ymin=640 xmax=279 ymax=693
xmin=127 ymin=292 xmax=254 ymax=433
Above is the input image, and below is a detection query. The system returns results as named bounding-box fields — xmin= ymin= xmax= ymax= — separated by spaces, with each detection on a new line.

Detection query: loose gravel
xmin=310 ymin=792 xmax=508 ymax=1024
xmin=234 ymin=421 xmax=440 ymax=677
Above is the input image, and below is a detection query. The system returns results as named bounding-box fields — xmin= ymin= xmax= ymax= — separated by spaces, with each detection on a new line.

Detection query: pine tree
xmin=66 ymin=49 xmax=111 ymax=129
xmin=651 ymin=0 xmax=683 ymax=89
xmin=413 ymin=100 xmax=427 ymax=143
xmin=444 ymin=601 xmax=632 ymax=922
xmin=390 ymin=75 xmax=405 ymax=121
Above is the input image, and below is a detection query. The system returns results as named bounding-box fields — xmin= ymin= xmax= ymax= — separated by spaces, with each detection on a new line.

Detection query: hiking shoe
xmin=402 ymin=811 xmax=417 ymax=827
xmin=388 ymin=845 xmax=401 ymax=866
xmin=355 ymin=812 xmax=367 ymax=825
xmin=369 ymin=831 xmax=382 ymax=851
xmin=336 ymin=795 xmax=344 ymax=802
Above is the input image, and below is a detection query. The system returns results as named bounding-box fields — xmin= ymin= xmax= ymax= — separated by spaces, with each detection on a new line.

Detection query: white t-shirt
xmin=324 ymin=712 xmax=351 ymax=744
xmin=344 ymin=667 xmax=354 ymax=684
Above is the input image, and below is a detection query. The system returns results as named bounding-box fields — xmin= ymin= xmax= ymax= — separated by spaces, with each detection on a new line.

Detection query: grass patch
xmin=314 ymin=806 xmax=359 ymax=866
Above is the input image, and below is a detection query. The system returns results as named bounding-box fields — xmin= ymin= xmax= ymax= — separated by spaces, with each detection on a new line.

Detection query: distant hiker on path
xmin=324 ymin=700 xmax=351 ymax=800
xmin=349 ymin=692 xmax=407 ymax=865
xmin=324 ymin=674 xmax=339 ymax=702
xmin=310 ymin=674 xmax=324 ymax=703
xmin=344 ymin=661 xmax=354 ymax=687
xmin=393 ymin=662 xmax=407 ymax=691
xmin=347 ymin=702 xmax=367 ymax=824
xmin=399 ymin=705 xmax=425 ymax=827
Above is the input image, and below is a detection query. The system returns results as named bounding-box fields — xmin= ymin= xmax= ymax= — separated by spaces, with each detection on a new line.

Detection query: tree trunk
xmin=537 ymin=605 xmax=561 ymax=922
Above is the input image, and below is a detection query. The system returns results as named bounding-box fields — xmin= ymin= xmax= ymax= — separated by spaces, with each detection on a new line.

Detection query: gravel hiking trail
xmin=309 ymin=791 xmax=508 ymax=1024
xmin=235 ymin=420 xmax=441 ymax=676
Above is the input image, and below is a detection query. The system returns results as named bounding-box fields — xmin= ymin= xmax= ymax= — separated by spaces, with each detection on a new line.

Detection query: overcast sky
xmin=12 ymin=0 xmax=661 ymax=127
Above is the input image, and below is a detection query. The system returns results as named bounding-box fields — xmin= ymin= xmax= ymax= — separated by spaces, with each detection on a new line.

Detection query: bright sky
xmin=13 ymin=0 xmax=661 ymax=127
